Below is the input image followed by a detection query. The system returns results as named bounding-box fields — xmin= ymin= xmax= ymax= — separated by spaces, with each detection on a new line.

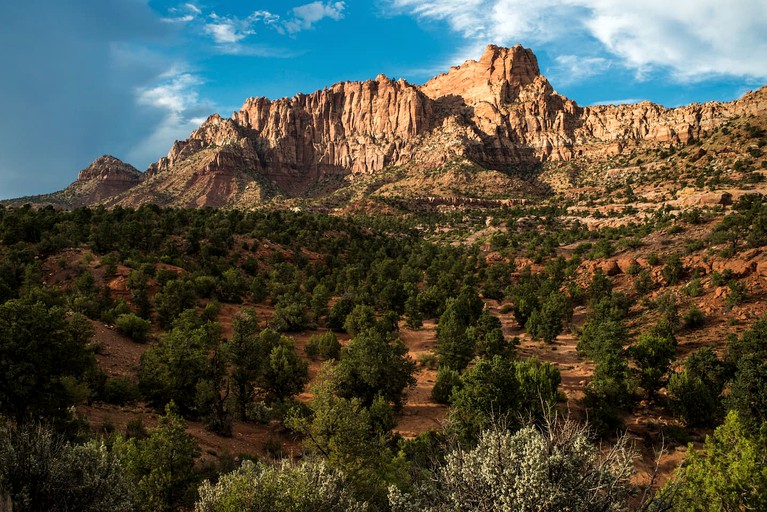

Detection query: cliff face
xmin=59 ymin=45 xmax=767 ymax=208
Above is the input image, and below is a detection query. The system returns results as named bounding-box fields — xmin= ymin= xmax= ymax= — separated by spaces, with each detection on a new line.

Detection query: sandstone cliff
xmin=17 ymin=45 xmax=767 ymax=209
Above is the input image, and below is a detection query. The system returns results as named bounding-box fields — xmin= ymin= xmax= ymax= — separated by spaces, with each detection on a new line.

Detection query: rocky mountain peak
xmin=77 ymin=155 xmax=141 ymax=182
xmin=421 ymin=44 xmax=542 ymax=105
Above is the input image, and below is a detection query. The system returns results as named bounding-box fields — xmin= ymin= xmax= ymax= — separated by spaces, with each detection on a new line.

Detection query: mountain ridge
xmin=5 ymin=44 xmax=767 ymax=209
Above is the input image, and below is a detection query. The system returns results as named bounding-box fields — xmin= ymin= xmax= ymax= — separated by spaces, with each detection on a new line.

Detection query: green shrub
xmin=305 ymin=331 xmax=341 ymax=360
xmin=682 ymin=305 xmax=706 ymax=329
xmin=631 ymin=332 xmax=675 ymax=398
xmin=668 ymin=347 xmax=726 ymax=427
xmin=196 ymin=459 xmax=368 ymax=512
xmin=431 ymin=366 xmax=461 ymax=405
xmin=115 ymin=313 xmax=152 ymax=342
xmin=103 ymin=376 xmax=140 ymax=405
xmin=661 ymin=254 xmax=685 ymax=285
xmin=685 ymin=278 xmax=703 ymax=297
xmin=726 ymin=280 xmax=747 ymax=306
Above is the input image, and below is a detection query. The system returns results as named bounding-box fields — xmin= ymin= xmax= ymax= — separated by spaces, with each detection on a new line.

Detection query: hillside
xmin=2 ymin=43 xmax=767 ymax=512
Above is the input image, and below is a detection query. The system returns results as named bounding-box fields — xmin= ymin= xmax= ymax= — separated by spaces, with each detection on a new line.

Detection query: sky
xmin=1 ymin=0 xmax=766 ymax=199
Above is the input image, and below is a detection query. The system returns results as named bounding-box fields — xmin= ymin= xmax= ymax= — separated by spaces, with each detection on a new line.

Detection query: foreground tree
xmin=287 ymin=374 xmax=410 ymax=508
xmin=114 ymin=403 xmax=200 ymax=512
xmin=0 ymin=297 xmax=97 ymax=422
xmin=0 ymin=422 xmax=132 ymax=512
xmin=663 ymin=411 xmax=767 ymax=512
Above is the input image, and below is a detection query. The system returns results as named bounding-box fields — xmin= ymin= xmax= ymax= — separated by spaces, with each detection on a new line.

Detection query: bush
xmin=685 ymin=278 xmax=703 ymax=297
xmin=525 ymin=292 xmax=570 ymax=343
xmin=305 ymin=331 xmax=341 ymax=360
xmin=0 ymin=422 xmax=133 ymax=512
xmin=195 ymin=459 xmax=368 ymax=512
xmin=682 ymin=305 xmax=706 ymax=329
xmin=389 ymin=420 xmax=633 ymax=512
xmin=115 ymin=313 xmax=152 ymax=342
xmin=450 ymin=356 xmax=560 ymax=439
xmin=431 ymin=366 xmax=462 ymax=404
xmin=343 ymin=305 xmax=377 ymax=336
xmin=631 ymin=332 xmax=675 ymax=398
xmin=336 ymin=329 xmax=416 ymax=408
xmin=328 ymin=297 xmax=355 ymax=331
xmin=114 ymin=403 xmax=200 ymax=512
xmin=661 ymin=253 xmax=685 ymax=285
xmin=103 ymin=377 xmax=140 ymax=405
xmin=726 ymin=280 xmax=747 ymax=306
xmin=668 ymin=347 xmax=726 ymax=427
xmin=270 ymin=301 xmax=309 ymax=332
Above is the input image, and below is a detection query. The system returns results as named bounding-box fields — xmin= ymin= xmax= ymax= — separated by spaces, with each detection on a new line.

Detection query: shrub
xmin=343 ymin=305 xmax=377 ymax=336
xmin=114 ymin=403 xmax=200 ymax=512
xmin=668 ymin=347 xmax=726 ymax=427
xmin=103 ymin=377 xmax=140 ymax=405
xmin=336 ymin=329 xmax=417 ymax=408
xmin=684 ymin=278 xmax=703 ymax=297
xmin=115 ymin=313 xmax=152 ymax=342
xmin=450 ymin=356 xmax=560 ymax=439
xmin=661 ymin=253 xmax=685 ymax=285
xmin=305 ymin=331 xmax=341 ymax=360
xmin=389 ymin=419 xmax=633 ymax=512
xmin=270 ymin=301 xmax=309 ymax=332
xmin=195 ymin=459 xmax=368 ymax=512
xmin=328 ymin=297 xmax=355 ymax=331
xmin=726 ymin=280 xmax=747 ymax=306
xmin=431 ymin=366 xmax=461 ymax=405
xmin=0 ymin=422 xmax=133 ymax=512
xmin=631 ymin=332 xmax=675 ymax=398
xmin=682 ymin=305 xmax=706 ymax=329
xmin=262 ymin=337 xmax=309 ymax=402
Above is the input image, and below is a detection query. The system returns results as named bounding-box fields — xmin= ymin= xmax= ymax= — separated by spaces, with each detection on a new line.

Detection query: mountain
xmin=1 ymin=155 xmax=141 ymax=208
xmin=7 ymin=45 xmax=767 ymax=209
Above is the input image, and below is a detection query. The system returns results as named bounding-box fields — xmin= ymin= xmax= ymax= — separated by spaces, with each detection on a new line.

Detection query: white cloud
xmin=197 ymin=3 xmax=345 ymax=50
xmin=250 ymin=10 xmax=281 ymax=25
xmin=163 ymin=3 xmax=201 ymax=23
xmin=284 ymin=1 xmax=346 ymax=33
xmin=203 ymin=17 xmax=253 ymax=44
xmin=553 ymin=54 xmax=611 ymax=85
xmin=591 ymin=98 xmax=645 ymax=106
xmin=387 ymin=0 xmax=767 ymax=81
xmin=131 ymin=71 xmax=215 ymax=162
xmin=136 ymin=71 xmax=201 ymax=112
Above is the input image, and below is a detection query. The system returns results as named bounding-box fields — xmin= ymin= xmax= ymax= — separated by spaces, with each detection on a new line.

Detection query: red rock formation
xmin=51 ymin=45 xmax=767 ymax=208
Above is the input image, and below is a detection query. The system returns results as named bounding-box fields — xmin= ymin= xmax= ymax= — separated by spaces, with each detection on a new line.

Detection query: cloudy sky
xmin=1 ymin=0 xmax=766 ymax=199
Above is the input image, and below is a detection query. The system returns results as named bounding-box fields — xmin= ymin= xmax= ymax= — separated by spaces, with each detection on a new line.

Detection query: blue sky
xmin=1 ymin=0 xmax=766 ymax=199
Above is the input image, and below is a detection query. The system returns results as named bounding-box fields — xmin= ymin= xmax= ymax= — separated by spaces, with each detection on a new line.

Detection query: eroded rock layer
xmin=18 ymin=44 xmax=767 ymax=209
